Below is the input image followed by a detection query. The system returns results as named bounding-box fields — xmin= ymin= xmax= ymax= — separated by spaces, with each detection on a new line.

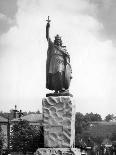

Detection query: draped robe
xmin=46 ymin=39 xmax=72 ymax=91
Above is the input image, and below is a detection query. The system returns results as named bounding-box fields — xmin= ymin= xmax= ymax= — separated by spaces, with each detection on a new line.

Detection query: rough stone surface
xmin=42 ymin=96 xmax=75 ymax=148
xmin=35 ymin=148 xmax=82 ymax=155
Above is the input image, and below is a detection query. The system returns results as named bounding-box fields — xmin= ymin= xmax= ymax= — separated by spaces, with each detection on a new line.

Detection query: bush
xmin=0 ymin=125 xmax=4 ymax=153
xmin=10 ymin=120 xmax=44 ymax=154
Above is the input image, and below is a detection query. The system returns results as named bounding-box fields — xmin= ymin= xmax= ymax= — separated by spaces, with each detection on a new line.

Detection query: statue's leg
xmin=46 ymin=73 xmax=53 ymax=90
xmin=52 ymin=72 xmax=64 ymax=91
xmin=64 ymin=64 xmax=72 ymax=89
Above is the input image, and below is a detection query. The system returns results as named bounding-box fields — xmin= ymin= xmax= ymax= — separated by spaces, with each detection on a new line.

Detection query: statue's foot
xmin=61 ymin=89 xmax=73 ymax=97
xmin=46 ymin=89 xmax=73 ymax=97
xmin=59 ymin=89 xmax=69 ymax=93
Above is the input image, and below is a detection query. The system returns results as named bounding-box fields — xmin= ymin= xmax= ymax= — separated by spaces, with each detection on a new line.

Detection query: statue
xmin=46 ymin=16 xmax=72 ymax=95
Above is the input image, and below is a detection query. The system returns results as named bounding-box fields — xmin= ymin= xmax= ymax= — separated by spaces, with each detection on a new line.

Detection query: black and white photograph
xmin=0 ymin=0 xmax=116 ymax=154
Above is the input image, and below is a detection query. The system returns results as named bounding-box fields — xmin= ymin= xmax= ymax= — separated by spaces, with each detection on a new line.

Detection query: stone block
xmin=42 ymin=96 xmax=75 ymax=148
xmin=35 ymin=148 xmax=82 ymax=155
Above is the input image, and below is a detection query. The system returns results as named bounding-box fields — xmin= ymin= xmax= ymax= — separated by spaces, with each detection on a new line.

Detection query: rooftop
xmin=11 ymin=113 xmax=43 ymax=123
xmin=0 ymin=116 xmax=8 ymax=123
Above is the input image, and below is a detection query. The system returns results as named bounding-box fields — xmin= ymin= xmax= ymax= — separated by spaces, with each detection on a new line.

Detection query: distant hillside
xmin=84 ymin=121 xmax=116 ymax=139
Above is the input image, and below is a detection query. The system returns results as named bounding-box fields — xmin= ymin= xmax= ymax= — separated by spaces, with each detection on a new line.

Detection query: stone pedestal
xmin=42 ymin=96 xmax=75 ymax=148
xmin=35 ymin=148 xmax=81 ymax=155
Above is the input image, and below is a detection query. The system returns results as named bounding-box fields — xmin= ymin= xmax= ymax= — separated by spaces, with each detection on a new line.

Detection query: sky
xmin=0 ymin=0 xmax=116 ymax=118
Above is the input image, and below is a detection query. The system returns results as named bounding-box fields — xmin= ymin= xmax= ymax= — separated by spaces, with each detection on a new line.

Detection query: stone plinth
xmin=35 ymin=148 xmax=81 ymax=155
xmin=42 ymin=96 xmax=75 ymax=148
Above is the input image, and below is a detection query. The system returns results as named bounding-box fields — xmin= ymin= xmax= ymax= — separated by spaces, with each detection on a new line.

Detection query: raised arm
xmin=46 ymin=16 xmax=51 ymax=41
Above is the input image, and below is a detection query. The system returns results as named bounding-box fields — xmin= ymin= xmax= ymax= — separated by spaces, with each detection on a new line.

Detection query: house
xmin=10 ymin=104 xmax=43 ymax=126
xmin=11 ymin=113 xmax=43 ymax=126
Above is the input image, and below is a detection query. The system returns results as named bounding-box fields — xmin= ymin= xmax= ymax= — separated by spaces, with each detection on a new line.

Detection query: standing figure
xmin=46 ymin=16 xmax=72 ymax=94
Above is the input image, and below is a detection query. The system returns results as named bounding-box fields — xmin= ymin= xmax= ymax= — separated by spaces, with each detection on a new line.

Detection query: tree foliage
xmin=10 ymin=120 xmax=44 ymax=154
xmin=0 ymin=125 xmax=4 ymax=153
xmin=75 ymin=112 xmax=102 ymax=134
xmin=84 ymin=113 xmax=102 ymax=122
xmin=75 ymin=112 xmax=102 ymax=147
xmin=105 ymin=114 xmax=114 ymax=122
xmin=75 ymin=112 xmax=88 ymax=147
xmin=111 ymin=133 xmax=116 ymax=141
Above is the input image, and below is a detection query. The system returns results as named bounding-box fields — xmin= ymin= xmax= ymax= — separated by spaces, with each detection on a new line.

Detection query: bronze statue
xmin=46 ymin=16 xmax=72 ymax=94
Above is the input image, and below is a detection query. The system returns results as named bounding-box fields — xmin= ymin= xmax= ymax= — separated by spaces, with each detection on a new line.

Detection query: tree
xmin=75 ymin=112 xmax=89 ymax=136
xmin=84 ymin=113 xmax=102 ymax=122
xmin=111 ymin=133 xmax=116 ymax=141
xmin=75 ymin=112 xmax=102 ymax=139
xmin=75 ymin=112 xmax=84 ymax=134
xmin=75 ymin=112 xmax=89 ymax=147
xmin=105 ymin=114 xmax=114 ymax=122
xmin=75 ymin=112 xmax=102 ymax=148
xmin=10 ymin=120 xmax=44 ymax=154
xmin=36 ymin=110 xmax=41 ymax=114
xmin=0 ymin=125 xmax=4 ymax=154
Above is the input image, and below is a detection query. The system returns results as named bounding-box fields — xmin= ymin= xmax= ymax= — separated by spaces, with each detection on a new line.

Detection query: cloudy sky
xmin=0 ymin=0 xmax=116 ymax=118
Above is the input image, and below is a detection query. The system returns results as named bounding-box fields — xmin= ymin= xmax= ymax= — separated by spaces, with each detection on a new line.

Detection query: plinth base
xmin=46 ymin=92 xmax=73 ymax=97
xmin=35 ymin=148 xmax=81 ymax=155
